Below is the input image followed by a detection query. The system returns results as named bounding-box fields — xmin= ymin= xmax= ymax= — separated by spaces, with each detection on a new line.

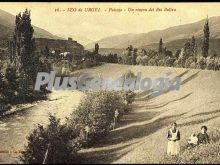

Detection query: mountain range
xmin=1 ymin=8 xmax=220 ymax=56
xmin=0 ymin=9 xmax=62 ymax=40
xmin=85 ymin=16 xmax=220 ymax=50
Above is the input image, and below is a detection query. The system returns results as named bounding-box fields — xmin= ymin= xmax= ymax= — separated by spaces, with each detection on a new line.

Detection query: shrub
xmin=82 ymin=59 xmax=97 ymax=69
xmin=121 ymin=90 xmax=136 ymax=113
xmin=0 ymin=71 xmax=7 ymax=99
xmin=136 ymin=56 xmax=142 ymax=65
xmin=165 ymin=58 xmax=176 ymax=67
xmin=158 ymin=59 xmax=165 ymax=66
xmin=20 ymin=115 xmax=81 ymax=164
xmin=0 ymin=103 xmax=11 ymax=117
xmin=68 ymin=91 xmax=126 ymax=146
xmin=122 ymin=69 xmax=135 ymax=80
xmin=136 ymin=56 xmax=148 ymax=66
xmin=198 ymin=58 xmax=206 ymax=69
xmin=121 ymin=71 xmax=136 ymax=108
xmin=148 ymin=57 xmax=158 ymax=66
xmin=121 ymin=90 xmax=136 ymax=105
xmin=207 ymin=59 xmax=218 ymax=70
xmin=185 ymin=57 xmax=195 ymax=68
xmin=5 ymin=66 xmax=19 ymax=102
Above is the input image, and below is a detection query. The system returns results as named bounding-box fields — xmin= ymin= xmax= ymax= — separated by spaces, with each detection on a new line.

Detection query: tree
xmin=19 ymin=9 xmax=37 ymax=82
xmin=210 ymin=52 xmax=218 ymax=70
xmin=165 ymin=50 xmax=173 ymax=58
xmin=21 ymin=115 xmax=80 ymax=164
xmin=182 ymin=41 xmax=192 ymax=65
xmin=191 ymin=36 xmax=198 ymax=65
xmin=13 ymin=9 xmax=46 ymax=86
xmin=0 ymin=72 xmax=7 ymax=100
xmin=175 ymin=49 xmax=181 ymax=59
xmin=14 ymin=9 xmax=50 ymax=90
xmin=94 ymin=43 xmax=99 ymax=54
xmin=69 ymin=91 xmax=126 ymax=146
xmin=122 ymin=45 xmax=133 ymax=65
xmin=202 ymin=17 xmax=210 ymax=64
xmin=198 ymin=58 xmax=206 ymax=69
xmin=44 ymin=45 xmax=50 ymax=58
xmin=158 ymin=38 xmax=163 ymax=54
xmin=5 ymin=66 xmax=19 ymax=102
xmin=191 ymin=36 xmax=196 ymax=53
xmin=93 ymin=43 xmax=100 ymax=62
xmin=132 ymin=48 xmax=137 ymax=65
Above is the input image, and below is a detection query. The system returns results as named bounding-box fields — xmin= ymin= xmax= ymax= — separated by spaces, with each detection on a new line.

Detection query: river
xmin=0 ymin=90 xmax=84 ymax=164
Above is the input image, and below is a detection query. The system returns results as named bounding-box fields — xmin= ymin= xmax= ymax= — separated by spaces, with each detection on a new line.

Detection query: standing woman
xmin=167 ymin=122 xmax=181 ymax=156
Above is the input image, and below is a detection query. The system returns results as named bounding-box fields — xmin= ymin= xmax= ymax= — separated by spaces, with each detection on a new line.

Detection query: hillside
xmin=141 ymin=38 xmax=220 ymax=56
xmin=86 ymin=16 xmax=220 ymax=49
xmin=96 ymin=38 xmax=220 ymax=57
xmin=73 ymin=63 xmax=220 ymax=163
xmin=0 ymin=9 xmax=86 ymax=55
xmin=0 ymin=9 xmax=62 ymax=40
xmin=58 ymin=33 xmax=94 ymax=46
xmin=1 ymin=63 xmax=220 ymax=163
xmin=87 ymin=48 xmax=125 ymax=55
xmin=35 ymin=38 xmax=84 ymax=54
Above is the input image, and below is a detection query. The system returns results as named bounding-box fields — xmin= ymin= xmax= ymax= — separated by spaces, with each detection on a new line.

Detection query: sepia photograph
xmin=0 ymin=2 xmax=220 ymax=164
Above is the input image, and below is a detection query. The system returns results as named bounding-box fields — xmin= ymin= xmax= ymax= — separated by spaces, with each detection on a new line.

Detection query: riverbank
xmin=0 ymin=90 xmax=84 ymax=163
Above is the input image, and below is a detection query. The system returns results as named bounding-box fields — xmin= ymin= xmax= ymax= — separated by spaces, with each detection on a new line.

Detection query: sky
xmin=0 ymin=2 xmax=220 ymax=42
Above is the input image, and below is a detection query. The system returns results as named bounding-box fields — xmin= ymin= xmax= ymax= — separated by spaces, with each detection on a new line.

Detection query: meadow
xmin=73 ymin=63 xmax=220 ymax=163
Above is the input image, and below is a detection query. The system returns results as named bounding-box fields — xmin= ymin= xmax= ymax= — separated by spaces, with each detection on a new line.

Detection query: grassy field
xmin=73 ymin=63 xmax=220 ymax=163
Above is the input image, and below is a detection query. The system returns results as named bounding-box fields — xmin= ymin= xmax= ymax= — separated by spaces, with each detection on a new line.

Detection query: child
xmin=167 ymin=122 xmax=181 ymax=156
xmin=187 ymin=133 xmax=198 ymax=149
xmin=197 ymin=125 xmax=210 ymax=145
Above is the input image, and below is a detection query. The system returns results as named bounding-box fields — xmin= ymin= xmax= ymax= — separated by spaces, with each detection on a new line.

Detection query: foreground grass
xmin=162 ymin=131 xmax=220 ymax=164
xmin=162 ymin=142 xmax=220 ymax=164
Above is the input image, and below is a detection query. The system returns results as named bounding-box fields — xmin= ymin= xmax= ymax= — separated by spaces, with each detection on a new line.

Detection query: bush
xmin=122 ymin=69 xmax=135 ymax=80
xmin=121 ymin=90 xmax=136 ymax=105
xmin=165 ymin=58 xmax=176 ymax=67
xmin=81 ymin=58 xmax=98 ymax=69
xmin=198 ymin=58 xmax=206 ymax=69
xmin=0 ymin=71 xmax=7 ymax=99
xmin=189 ymin=62 xmax=196 ymax=69
xmin=68 ymin=91 xmax=126 ymax=147
xmin=121 ymin=90 xmax=136 ymax=113
xmin=158 ymin=59 xmax=165 ymax=66
xmin=5 ymin=66 xmax=19 ymax=102
xmin=136 ymin=56 xmax=142 ymax=65
xmin=207 ymin=59 xmax=218 ymax=70
xmin=148 ymin=57 xmax=158 ymax=66
xmin=136 ymin=56 xmax=148 ymax=66
xmin=0 ymin=103 xmax=11 ymax=117
xmin=185 ymin=57 xmax=195 ymax=68
xmin=21 ymin=115 xmax=81 ymax=164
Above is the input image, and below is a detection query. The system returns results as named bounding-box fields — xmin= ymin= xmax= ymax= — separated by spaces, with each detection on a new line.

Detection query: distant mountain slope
xmin=141 ymin=38 xmax=220 ymax=56
xmin=0 ymin=9 xmax=62 ymax=40
xmin=97 ymin=38 xmax=220 ymax=57
xmin=86 ymin=33 xmax=139 ymax=49
xmin=57 ymin=33 xmax=94 ymax=46
xmin=86 ymin=16 xmax=220 ymax=49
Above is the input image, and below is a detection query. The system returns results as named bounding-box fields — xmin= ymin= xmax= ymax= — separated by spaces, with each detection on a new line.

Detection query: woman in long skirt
xmin=167 ymin=122 xmax=180 ymax=156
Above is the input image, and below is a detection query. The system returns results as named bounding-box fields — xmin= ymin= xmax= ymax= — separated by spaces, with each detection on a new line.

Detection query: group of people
xmin=167 ymin=122 xmax=210 ymax=156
